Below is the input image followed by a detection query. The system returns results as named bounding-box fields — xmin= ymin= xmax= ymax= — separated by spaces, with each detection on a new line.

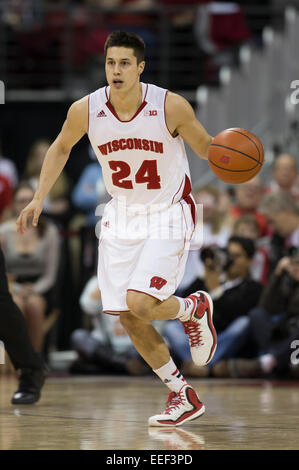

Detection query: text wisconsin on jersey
xmin=98 ymin=138 xmax=164 ymax=156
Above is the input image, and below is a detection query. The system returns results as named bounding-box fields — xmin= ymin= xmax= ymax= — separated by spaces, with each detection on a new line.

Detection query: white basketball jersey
xmin=88 ymin=83 xmax=192 ymax=212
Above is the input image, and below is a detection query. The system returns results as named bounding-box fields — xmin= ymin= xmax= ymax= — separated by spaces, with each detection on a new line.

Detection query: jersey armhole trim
xmin=164 ymin=90 xmax=179 ymax=139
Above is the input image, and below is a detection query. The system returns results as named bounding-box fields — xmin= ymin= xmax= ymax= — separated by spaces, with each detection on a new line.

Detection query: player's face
xmin=105 ymin=47 xmax=145 ymax=92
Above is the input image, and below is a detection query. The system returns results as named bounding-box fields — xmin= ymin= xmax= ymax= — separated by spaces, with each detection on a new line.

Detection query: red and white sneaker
xmin=181 ymin=290 xmax=217 ymax=366
xmin=148 ymin=385 xmax=205 ymax=427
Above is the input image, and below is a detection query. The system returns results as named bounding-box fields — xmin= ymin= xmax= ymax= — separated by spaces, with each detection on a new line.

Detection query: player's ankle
xmin=153 ymin=357 xmax=187 ymax=393
xmin=174 ymin=297 xmax=194 ymax=322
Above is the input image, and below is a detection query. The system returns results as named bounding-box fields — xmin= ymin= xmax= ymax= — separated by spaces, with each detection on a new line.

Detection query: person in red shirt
xmin=229 ymin=176 xmax=269 ymax=237
xmin=0 ymin=174 xmax=13 ymax=222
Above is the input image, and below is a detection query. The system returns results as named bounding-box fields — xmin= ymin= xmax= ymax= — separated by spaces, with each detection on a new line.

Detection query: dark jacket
xmin=259 ymin=270 xmax=299 ymax=335
xmin=181 ymin=276 xmax=263 ymax=333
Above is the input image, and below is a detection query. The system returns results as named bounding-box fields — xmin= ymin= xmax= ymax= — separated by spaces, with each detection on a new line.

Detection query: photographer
xmin=225 ymin=250 xmax=299 ymax=378
xmin=259 ymin=190 xmax=299 ymax=274
xmin=163 ymin=236 xmax=262 ymax=377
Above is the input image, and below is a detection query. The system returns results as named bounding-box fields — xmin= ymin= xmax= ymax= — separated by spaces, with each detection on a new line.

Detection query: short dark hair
xmin=104 ymin=30 xmax=145 ymax=64
xmin=228 ymin=236 xmax=255 ymax=259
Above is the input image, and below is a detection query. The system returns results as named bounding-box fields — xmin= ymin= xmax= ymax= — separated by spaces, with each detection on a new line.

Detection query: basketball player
xmin=0 ymin=245 xmax=45 ymax=404
xmin=16 ymin=31 xmax=217 ymax=426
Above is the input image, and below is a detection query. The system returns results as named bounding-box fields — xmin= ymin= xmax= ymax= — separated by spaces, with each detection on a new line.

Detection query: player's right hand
xmin=16 ymin=199 xmax=43 ymax=234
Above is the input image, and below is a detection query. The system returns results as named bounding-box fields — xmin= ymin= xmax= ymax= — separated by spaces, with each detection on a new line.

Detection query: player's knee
xmin=126 ymin=291 xmax=155 ymax=322
xmin=119 ymin=311 xmax=137 ymax=332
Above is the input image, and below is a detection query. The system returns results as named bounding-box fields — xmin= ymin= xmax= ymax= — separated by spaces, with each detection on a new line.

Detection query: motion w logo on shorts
xmin=150 ymin=276 xmax=167 ymax=290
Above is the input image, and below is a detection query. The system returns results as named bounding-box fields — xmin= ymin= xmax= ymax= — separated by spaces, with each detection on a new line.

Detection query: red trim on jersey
xmin=106 ymin=100 xmax=148 ymax=122
xmin=164 ymin=90 xmax=178 ymax=139
xmin=181 ymin=174 xmax=192 ymax=199
xmin=171 ymin=176 xmax=184 ymax=205
xmin=182 ymin=194 xmax=196 ymax=227
xmin=105 ymin=84 xmax=148 ymax=123
xmin=103 ymin=310 xmax=130 ymax=316
xmin=172 ymin=174 xmax=192 ymax=206
xmin=127 ymin=289 xmax=162 ymax=302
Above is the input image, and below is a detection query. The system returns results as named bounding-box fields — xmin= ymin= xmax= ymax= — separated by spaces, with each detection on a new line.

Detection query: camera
xmin=200 ymin=246 xmax=233 ymax=272
xmin=288 ymin=246 xmax=299 ymax=262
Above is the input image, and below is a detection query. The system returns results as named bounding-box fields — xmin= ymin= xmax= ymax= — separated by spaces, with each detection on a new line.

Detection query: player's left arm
xmin=165 ymin=91 xmax=212 ymax=160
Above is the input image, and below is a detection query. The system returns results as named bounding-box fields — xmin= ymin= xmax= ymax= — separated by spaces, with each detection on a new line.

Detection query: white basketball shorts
xmin=97 ymin=197 xmax=196 ymax=314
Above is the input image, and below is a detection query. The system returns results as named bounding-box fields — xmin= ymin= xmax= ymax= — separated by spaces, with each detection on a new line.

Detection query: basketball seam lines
xmin=226 ymin=129 xmax=262 ymax=163
xmin=209 ymin=144 xmax=262 ymax=166
xmin=209 ymin=159 xmax=259 ymax=172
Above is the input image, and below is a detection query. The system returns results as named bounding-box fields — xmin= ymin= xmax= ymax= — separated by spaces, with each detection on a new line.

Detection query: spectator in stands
xmin=268 ymin=153 xmax=298 ymax=197
xmin=233 ymin=214 xmax=270 ymax=284
xmin=71 ymin=153 xmax=108 ymax=228
xmin=70 ymin=275 xmax=153 ymax=376
xmin=70 ymin=149 xmax=109 ymax=286
xmin=220 ymin=251 xmax=299 ymax=378
xmin=259 ymin=190 xmax=299 ymax=272
xmin=0 ymin=182 xmax=60 ymax=352
xmin=0 ymin=143 xmax=19 ymax=222
xmin=23 ymin=138 xmax=71 ymax=227
xmin=292 ymin=175 xmax=299 ymax=203
xmin=160 ymin=0 xmax=204 ymax=89
xmin=163 ymin=236 xmax=262 ymax=377
xmin=0 ymin=175 xmax=13 ymax=223
xmin=177 ymin=185 xmax=231 ymax=294
xmin=229 ymin=176 xmax=268 ymax=237
xmin=194 ymin=1 xmax=252 ymax=82
xmin=195 ymin=1 xmax=252 ymax=54
xmin=0 ymin=142 xmax=18 ymax=189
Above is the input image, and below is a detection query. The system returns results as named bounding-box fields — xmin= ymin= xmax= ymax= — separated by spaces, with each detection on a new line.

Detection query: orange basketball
xmin=208 ymin=128 xmax=264 ymax=184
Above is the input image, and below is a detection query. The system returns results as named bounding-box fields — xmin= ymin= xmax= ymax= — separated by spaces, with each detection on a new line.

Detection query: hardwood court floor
xmin=0 ymin=374 xmax=299 ymax=450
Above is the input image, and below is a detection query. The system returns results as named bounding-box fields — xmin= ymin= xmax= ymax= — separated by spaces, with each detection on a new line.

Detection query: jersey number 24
xmin=108 ymin=160 xmax=161 ymax=190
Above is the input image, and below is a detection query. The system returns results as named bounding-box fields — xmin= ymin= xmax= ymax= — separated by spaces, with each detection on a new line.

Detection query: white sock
xmin=153 ymin=357 xmax=187 ymax=393
xmin=174 ymin=296 xmax=195 ymax=322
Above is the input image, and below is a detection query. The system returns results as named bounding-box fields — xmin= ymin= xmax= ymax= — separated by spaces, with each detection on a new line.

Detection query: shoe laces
xmin=166 ymin=391 xmax=177 ymax=408
xmin=164 ymin=389 xmax=186 ymax=415
xmin=183 ymin=321 xmax=204 ymax=347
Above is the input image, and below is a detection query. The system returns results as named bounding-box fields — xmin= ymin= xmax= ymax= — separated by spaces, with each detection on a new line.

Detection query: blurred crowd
xmin=1 ymin=138 xmax=299 ymax=381
xmin=1 ymin=0 xmax=296 ymax=381
xmin=1 ymin=0 xmax=271 ymax=89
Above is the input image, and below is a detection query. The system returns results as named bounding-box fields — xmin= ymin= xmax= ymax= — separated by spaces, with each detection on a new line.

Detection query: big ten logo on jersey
xmin=144 ymin=109 xmax=158 ymax=117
